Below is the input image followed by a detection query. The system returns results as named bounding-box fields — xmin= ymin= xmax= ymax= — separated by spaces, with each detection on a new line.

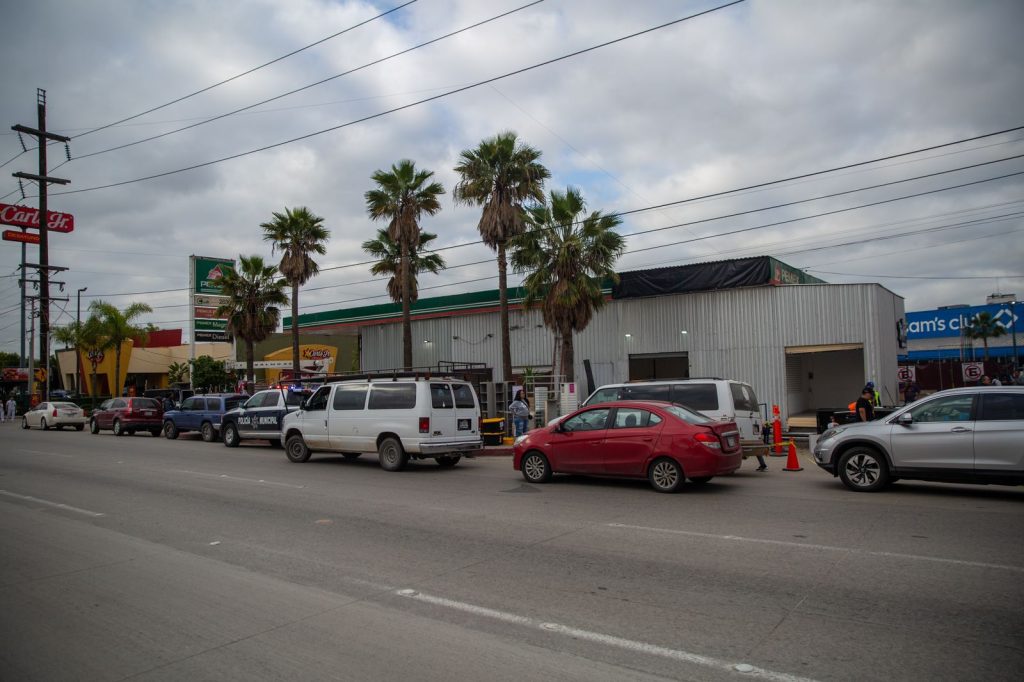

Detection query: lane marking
xmin=0 ymin=490 xmax=105 ymax=517
xmin=607 ymin=523 xmax=1024 ymax=574
xmin=396 ymin=588 xmax=818 ymax=682
xmin=172 ymin=470 xmax=305 ymax=489
xmin=19 ymin=449 xmax=74 ymax=458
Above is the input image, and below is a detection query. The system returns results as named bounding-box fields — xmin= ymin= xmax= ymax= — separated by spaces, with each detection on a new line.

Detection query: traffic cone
xmin=783 ymin=440 xmax=803 ymax=472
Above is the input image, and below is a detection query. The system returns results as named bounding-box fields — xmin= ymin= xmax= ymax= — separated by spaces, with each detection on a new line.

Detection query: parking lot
xmin=2 ymin=422 xmax=1022 ymax=681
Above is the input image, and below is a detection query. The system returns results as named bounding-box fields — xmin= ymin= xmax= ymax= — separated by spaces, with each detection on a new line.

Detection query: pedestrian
xmin=864 ymin=381 xmax=881 ymax=406
xmin=856 ymin=387 xmax=875 ymax=422
xmin=508 ymin=390 xmax=531 ymax=437
xmin=981 ymin=375 xmax=992 ymax=386
xmin=1014 ymin=368 xmax=1024 ymax=386
xmin=5 ymin=395 xmax=14 ymax=421
xmin=903 ymin=381 xmax=919 ymax=404
xmin=828 ymin=414 xmax=839 ymax=429
xmin=0 ymin=394 xmax=5 ymax=423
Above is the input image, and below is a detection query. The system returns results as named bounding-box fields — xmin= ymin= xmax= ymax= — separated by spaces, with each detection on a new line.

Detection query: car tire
xmin=838 ymin=447 xmax=890 ymax=492
xmin=222 ymin=422 xmax=240 ymax=448
xmin=89 ymin=419 xmax=99 ymax=434
xmin=521 ymin=451 xmax=552 ymax=484
xmin=200 ymin=422 xmax=215 ymax=443
xmin=342 ymin=453 xmax=362 ymax=461
xmin=75 ymin=424 xmax=84 ymax=431
xmin=21 ymin=417 xmax=29 ymax=430
xmin=649 ymin=457 xmax=685 ymax=493
xmin=164 ymin=421 xmax=179 ymax=439
xmin=378 ymin=437 xmax=408 ymax=472
xmin=436 ymin=456 xmax=461 ymax=468
xmin=41 ymin=418 xmax=49 ymax=431
xmin=112 ymin=419 xmax=125 ymax=437
xmin=285 ymin=434 xmax=311 ymax=463
xmin=689 ymin=476 xmax=713 ymax=484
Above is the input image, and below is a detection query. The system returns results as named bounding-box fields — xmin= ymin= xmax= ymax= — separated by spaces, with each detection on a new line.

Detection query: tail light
xmin=419 ymin=417 xmax=430 ymax=434
xmin=52 ymin=408 xmax=58 ymax=417
xmin=694 ymin=432 xmax=722 ymax=449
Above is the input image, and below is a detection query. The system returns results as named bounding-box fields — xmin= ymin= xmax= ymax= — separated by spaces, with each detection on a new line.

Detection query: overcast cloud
xmin=1 ymin=0 xmax=1022 ymax=354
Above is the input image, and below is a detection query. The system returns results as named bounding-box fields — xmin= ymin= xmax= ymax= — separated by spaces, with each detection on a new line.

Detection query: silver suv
xmin=814 ymin=386 xmax=1024 ymax=492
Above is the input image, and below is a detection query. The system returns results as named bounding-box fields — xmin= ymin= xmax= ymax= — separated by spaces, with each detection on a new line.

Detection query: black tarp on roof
xmin=612 ymin=256 xmax=821 ymax=299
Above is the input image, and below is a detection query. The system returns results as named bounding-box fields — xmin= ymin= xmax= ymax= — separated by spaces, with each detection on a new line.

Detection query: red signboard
xmin=0 ymin=203 xmax=75 ymax=233
xmin=2 ymin=230 xmax=40 ymax=244
xmin=194 ymin=306 xmax=227 ymax=320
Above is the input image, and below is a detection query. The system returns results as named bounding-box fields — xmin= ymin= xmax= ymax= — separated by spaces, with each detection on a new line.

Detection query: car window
xmin=35 ymin=403 xmax=49 ymax=412
xmin=333 ymin=384 xmax=368 ymax=410
xmin=54 ymin=402 xmax=77 ymax=409
xmin=621 ymin=384 xmax=671 ymax=402
xmin=562 ymin=408 xmax=611 ymax=432
xmin=204 ymin=398 xmax=221 ymax=410
xmin=730 ymin=383 xmax=759 ymax=412
xmin=285 ymin=390 xmax=309 ymax=406
xmin=612 ymin=407 xmax=650 ymax=429
xmin=585 ymin=387 xmax=621 ymax=406
xmin=431 ymin=383 xmax=454 ymax=409
xmin=100 ymin=400 xmax=113 ymax=410
xmin=649 ymin=413 xmax=663 ymax=426
xmin=368 ymin=383 xmax=417 ymax=409
xmin=262 ymin=392 xmax=283 ymax=408
xmin=909 ymin=395 xmax=974 ymax=423
xmin=242 ymin=393 xmax=264 ymax=409
xmin=112 ymin=399 xmax=127 ymax=409
xmin=453 ymin=383 xmax=477 ymax=409
xmin=665 ymin=403 xmax=714 ymax=424
xmin=224 ymin=397 xmax=246 ymax=411
xmin=670 ymin=384 xmax=719 ymax=411
xmin=181 ymin=397 xmax=201 ymax=411
xmin=978 ymin=394 xmax=1024 ymax=421
xmin=305 ymin=386 xmax=331 ymax=411
xmin=131 ymin=398 xmax=159 ymax=410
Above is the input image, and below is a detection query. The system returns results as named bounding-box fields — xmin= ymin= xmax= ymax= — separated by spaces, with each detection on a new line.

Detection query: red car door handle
xmin=642 ymin=437 xmax=654 ymax=442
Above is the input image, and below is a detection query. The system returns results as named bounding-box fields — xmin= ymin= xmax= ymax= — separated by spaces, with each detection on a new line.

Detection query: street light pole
xmin=76 ymin=287 xmax=87 ymax=394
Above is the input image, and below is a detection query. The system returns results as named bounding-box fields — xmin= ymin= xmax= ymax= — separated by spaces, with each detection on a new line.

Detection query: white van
xmin=280 ymin=377 xmax=483 ymax=471
xmin=582 ymin=379 xmax=768 ymax=459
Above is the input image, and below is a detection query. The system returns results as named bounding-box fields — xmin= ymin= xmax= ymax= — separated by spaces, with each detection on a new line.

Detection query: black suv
xmin=220 ymin=388 xmax=310 ymax=447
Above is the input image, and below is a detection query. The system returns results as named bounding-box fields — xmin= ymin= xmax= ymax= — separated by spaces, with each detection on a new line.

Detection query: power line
xmin=53 ymin=0 xmax=746 ymax=196
xmin=809 ymin=269 xmax=1024 ymax=280
xmin=71 ymin=1 xmax=545 ymax=161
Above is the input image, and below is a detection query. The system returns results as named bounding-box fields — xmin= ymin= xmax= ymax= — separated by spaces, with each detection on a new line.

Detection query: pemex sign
xmin=190 ymin=256 xmax=235 ymax=342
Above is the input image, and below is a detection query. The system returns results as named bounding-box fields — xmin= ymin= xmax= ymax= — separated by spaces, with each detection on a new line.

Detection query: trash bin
xmin=482 ymin=417 xmax=505 ymax=446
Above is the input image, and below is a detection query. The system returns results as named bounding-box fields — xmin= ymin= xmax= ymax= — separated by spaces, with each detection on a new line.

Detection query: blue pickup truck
xmin=162 ymin=394 xmax=248 ymax=442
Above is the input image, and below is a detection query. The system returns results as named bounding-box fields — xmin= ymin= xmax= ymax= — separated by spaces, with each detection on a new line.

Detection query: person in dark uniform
xmin=856 ymin=387 xmax=875 ymax=422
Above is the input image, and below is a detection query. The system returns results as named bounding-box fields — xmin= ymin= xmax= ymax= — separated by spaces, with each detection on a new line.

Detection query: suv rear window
xmin=131 ymin=398 xmax=159 ymax=410
xmin=670 ymin=384 xmax=718 ymax=411
xmin=369 ymin=383 xmax=417 ymax=409
xmin=979 ymin=393 xmax=1024 ymax=420
xmin=729 ymin=383 xmax=759 ymax=413
xmin=453 ymin=384 xmax=477 ymax=409
xmin=224 ymin=397 xmax=246 ymax=411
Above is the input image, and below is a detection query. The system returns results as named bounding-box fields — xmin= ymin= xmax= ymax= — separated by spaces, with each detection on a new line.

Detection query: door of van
xmin=328 ymin=383 xmax=369 ymax=451
xmin=300 ymin=385 xmax=331 ymax=449
xmin=451 ymin=383 xmax=481 ymax=442
xmin=728 ymin=382 xmax=763 ymax=442
xmin=429 ymin=383 xmax=456 ymax=439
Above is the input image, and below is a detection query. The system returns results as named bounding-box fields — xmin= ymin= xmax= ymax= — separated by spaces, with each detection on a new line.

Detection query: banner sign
xmin=194 ymin=318 xmax=228 ymax=331
xmin=0 ymin=203 xmax=75 ymax=232
xmin=961 ymin=362 xmax=984 ymax=382
xmin=191 ymin=256 xmax=235 ymax=295
xmin=190 ymin=256 xmax=234 ymax=344
xmin=1 ymin=367 xmax=46 ymax=382
xmin=194 ymin=306 xmax=227 ymax=320
xmin=906 ymin=304 xmax=1021 ymax=340
xmin=2 ymin=230 xmax=40 ymax=244
xmin=194 ymin=330 xmax=229 ymax=343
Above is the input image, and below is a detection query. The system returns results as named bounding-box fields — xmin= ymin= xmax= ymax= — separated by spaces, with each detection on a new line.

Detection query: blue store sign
xmin=906 ymin=303 xmax=1021 ymax=340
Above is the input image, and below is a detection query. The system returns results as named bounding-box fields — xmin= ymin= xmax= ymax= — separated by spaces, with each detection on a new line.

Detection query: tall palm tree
xmin=511 ymin=187 xmax=624 ymax=382
xmin=965 ymin=311 xmax=1007 ymax=360
xmin=77 ymin=314 xmax=108 ymax=398
xmin=365 ymin=160 xmax=445 ymax=369
xmin=453 ymin=131 xmax=549 ymax=384
xmin=361 ymin=229 xmax=446 ymax=305
xmin=89 ymin=300 xmax=153 ymax=397
xmin=52 ymin=323 xmax=80 ymax=392
xmin=261 ymin=207 xmax=330 ymax=381
xmin=215 ymin=254 xmax=288 ymax=383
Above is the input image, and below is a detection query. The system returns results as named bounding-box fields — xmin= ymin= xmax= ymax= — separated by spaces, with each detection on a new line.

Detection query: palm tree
xmin=215 ymin=254 xmax=288 ymax=383
xmin=361 ymin=229 xmax=446 ymax=305
xmin=511 ymin=187 xmax=625 ymax=382
xmin=77 ymin=314 xmax=108 ymax=398
xmin=453 ymin=132 xmax=550 ymax=383
xmin=261 ymin=207 xmax=330 ymax=381
xmin=365 ymin=160 xmax=445 ymax=369
xmin=51 ymin=323 xmax=81 ymax=393
xmin=965 ymin=311 xmax=1007 ymax=360
xmin=167 ymin=361 xmax=189 ymax=385
xmin=89 ymin=300 xmax=153 ymax=397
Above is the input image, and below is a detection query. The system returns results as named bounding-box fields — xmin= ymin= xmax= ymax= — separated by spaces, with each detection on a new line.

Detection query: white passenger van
xmin=582 ymin=379 xmax=768 ymax=459
xmin=280 ymin=376 xmax=483 ymax=471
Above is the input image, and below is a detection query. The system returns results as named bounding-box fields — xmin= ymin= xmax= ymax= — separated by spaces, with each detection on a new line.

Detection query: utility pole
xmin=76 ymin=286 xmax=87 ymax=394
xmin=27 ymin=299 xmax=36 ymax=400
xmin=19 ymin=241 xmax=26 ymax=364
xmin=12 ymin=88 xmax=70 ymax=402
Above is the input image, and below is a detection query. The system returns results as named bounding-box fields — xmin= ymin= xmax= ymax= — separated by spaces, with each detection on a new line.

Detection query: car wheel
xmin=222 ymin=422 xmax=240 ymax=448
xmin=163 ymin=421 xmax=179 ymax=439
xmin=342 ymin=453 xmax=362 ymax=461
xmin=75 ymin=424 xmax=84 ymax=431
xmin=21 ymin=417 xmax=29 ymax=430
xmin=436 ymin=456 xmax=461 ymax=468
xmin=285 ymin=434 xmax=311 ymax=463
xmin=838 ymin=447 xmax=890 ymax=492
xmin=41 ymin=418 xmax=49 ymax=431
xmin=378 ymin=437 xmax=408 ymax=472
xmin=200 ymin=422 xmax=215 ymax=443
xmin=649 ymin=457 xmax=685 ymax=493
xmin=89 ymin=419 xmax=99 ymax=434
xmin=112 ymin=420 xmax=125 ymax=437
xmin=149 ymin=428 xmax=162 ymax=437
xmin=521 ymin=451 xmax=552 ymax=484
xmin=689 ymin=476 xmax=713 ymax=484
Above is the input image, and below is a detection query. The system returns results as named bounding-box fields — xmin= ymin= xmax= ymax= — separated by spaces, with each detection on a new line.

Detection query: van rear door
xmin=729 ymin=382 xmax=763 ymax=442
xmin=429 ymin=383 xmax=456 ymax=438
xmin=452 ymin=383 xmax=481 ymax=442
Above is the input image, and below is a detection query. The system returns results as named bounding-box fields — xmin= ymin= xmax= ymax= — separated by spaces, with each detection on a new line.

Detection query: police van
xmin=221 ymin=387 xmax=311 ymax=447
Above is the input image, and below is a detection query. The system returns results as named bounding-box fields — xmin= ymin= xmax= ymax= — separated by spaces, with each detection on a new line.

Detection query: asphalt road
xmin=1 ymin=422 xmax=1022 ymax=681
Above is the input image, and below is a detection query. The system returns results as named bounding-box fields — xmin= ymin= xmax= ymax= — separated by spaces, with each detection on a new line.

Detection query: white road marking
xmin=607 ymin=523 xmax=1024 ymax=574
xmin=172 ymin=469 xmax=305 ymax=489
xmin=397 ymin=589 xmax=819 ymax=682
xmin=19 ymin=449 xmax=73 ymax=458
xmin=0 ymin=490 xmax=105 ymax=517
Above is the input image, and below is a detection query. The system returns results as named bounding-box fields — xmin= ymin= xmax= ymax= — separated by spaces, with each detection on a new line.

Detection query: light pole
xmin=1011 ymin=300 xmax=1019 ymax=369
xmin=76 ymin=287 xmax=87 ymax=395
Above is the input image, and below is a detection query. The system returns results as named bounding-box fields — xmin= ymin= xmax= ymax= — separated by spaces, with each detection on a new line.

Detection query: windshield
xmin=665 ymin=403 xmax=713 ymax=424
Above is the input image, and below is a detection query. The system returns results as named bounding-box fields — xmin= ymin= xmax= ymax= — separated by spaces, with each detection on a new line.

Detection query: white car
xmin=22 ymin=401 xmax=87 ymax=431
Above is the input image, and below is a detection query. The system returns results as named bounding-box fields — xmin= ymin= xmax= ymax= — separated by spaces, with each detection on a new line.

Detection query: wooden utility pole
xmin=12 ymin=88 xmax=70 ymax=401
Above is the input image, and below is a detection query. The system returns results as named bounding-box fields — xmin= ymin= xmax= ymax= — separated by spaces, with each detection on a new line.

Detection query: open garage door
xmin=785 ymin=344 xmax=863 ymax=428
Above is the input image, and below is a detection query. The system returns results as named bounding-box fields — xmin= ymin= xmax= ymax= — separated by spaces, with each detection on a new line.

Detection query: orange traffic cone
xmin=783 ymin=440 xmax=803 ymax=472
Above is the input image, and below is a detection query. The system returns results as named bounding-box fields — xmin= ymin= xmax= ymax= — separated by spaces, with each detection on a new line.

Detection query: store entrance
xmin=784 ymin=344 xmax=864 ymax=428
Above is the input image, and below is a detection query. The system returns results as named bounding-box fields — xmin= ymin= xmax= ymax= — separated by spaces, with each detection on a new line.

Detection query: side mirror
xmin=896 ymin=412 xmax=913 ymax=426
xmin=300 ymin=398 xmax=308 ymax=410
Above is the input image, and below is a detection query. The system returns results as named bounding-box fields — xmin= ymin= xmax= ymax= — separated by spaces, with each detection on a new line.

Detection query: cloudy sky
xmin=1 ymin=0 xmax=1022 ymax=355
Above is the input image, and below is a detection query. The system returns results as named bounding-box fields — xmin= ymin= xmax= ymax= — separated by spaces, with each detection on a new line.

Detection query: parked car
xmin=813 ymin=386 xmax=1024 ymax=492
xmin=220 ymin=387 xmax=311 ymax=448
xmin=515 ymin=400 xmax=742 ymax=493
xmin=21 ymin=401 xmax=87 ymax=431
xmin=89 ymin=397 xmax=164 ymax=436
xmin=580 ymin=378 xmax=767 ymax=459
xmin=163 ymin=393 xmax=248 ymax=442
xmin=281 ymin=377 xmax=482 ymax=470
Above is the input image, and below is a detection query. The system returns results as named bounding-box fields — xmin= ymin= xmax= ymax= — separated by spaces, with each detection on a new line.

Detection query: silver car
xmin=814 ymin=386 xmax=1024 ymax=492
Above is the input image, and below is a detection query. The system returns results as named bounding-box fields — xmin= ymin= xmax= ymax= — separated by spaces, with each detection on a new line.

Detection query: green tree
xmin=261 ymin=207 xmax=330 ymax=382
xmin=965 ymin=311 xmax=1007 ymax=360
xmin=190 ymin=355 xmax=230 ymax=392
xmin=167 ymin=361 xmax=189 ymax=385
xmin=453 ymin=131 xmax=549 ymax=383
xmin=361 ymin=229 xmax=446 ymax=305
xmin=215 ymin=254 xmax=288 ymax=383
xmin=77 ymin=314 xmax=109 ymax=398
xmin=89 ymin=300 xmax=153 ymax=396
xmin=365 ymin=159 xmax=445 ymax=369
xmin=0 ymin=351 xmax=20 ymax=368
xmin=511 ymin=187 xmax=625 ymax=382
xmin=51 ymin=323 xmax=79 ymax=350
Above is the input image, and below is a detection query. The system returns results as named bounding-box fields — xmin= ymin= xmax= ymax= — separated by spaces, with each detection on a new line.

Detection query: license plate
xmin=458 ymin=418 xmax=471 ymax=430
xmin=726 ymin=436 xmax=736 ymax=447
xmin=62 ymin=411 xmax=77 ymax=416
xmin=143 ymin=410 xmax=154 ymax=416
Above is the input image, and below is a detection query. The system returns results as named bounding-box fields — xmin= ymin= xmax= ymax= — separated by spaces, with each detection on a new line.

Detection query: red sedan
xmin=513 ymin=400 xmax=742 ymax=493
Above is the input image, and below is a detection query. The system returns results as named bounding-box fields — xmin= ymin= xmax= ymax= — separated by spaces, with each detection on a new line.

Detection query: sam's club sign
xmin=906 ymin=303 xmax=1021 ymax=340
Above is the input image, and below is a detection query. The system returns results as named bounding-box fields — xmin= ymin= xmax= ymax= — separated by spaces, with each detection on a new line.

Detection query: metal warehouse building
xmin=287 ymin=256 xmax=905 ymax=426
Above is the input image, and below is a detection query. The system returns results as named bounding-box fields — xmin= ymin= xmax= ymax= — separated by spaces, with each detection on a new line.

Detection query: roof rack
xmin=320 ymin=371 xmax=465 ymax=383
